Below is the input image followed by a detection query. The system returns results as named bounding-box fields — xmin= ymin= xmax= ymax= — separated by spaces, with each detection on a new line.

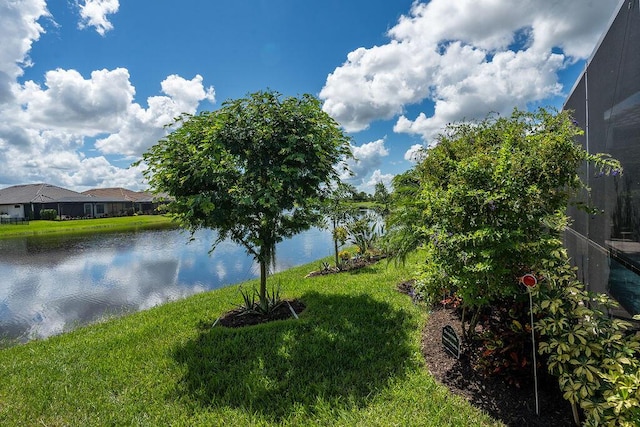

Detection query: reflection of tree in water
xmin=611 ymin=175 xmax=640 ymax=240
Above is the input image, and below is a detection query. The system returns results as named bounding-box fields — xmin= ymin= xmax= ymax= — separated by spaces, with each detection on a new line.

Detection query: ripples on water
xmin=0 ymin=227 xmax=332 ymax=343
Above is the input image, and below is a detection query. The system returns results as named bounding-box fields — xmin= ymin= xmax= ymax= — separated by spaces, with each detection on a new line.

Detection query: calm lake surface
xmin=0 ymin=227 xmax=332 ymax=343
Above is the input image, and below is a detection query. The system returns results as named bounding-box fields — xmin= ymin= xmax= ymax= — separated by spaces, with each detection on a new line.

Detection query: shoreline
xmin=0 ymin=215 xmax=177 ymax=239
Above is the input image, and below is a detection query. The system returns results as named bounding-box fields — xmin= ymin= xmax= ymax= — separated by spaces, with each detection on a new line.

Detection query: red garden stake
xmin=521 ymin=273 xmax=539 ymax=416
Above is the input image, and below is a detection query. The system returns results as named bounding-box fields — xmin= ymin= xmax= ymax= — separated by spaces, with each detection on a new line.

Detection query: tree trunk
xmin=466 ymin=306 xmax=482 ymax=339
xmin=461 ymin=305 xmax=466 ymax=334
xmin=461 ymin=305 xmax=482 ymax=340
xmin=259 ymin=258 xmax=268 ymax=312
xmin=332 ymin=216 xmax=340 ymax=268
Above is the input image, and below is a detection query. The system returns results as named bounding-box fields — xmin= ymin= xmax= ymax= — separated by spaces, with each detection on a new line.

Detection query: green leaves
xmin=386 ymin=108 xmax=622 ymax=332
xmin=384 ymin=106 xmax=637 ymax=425
xmin=535 ymin=257 xmax=640 ymax=426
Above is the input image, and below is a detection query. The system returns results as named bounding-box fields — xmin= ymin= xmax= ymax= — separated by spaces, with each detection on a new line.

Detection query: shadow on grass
xmin=171 ymin=291 xmax=419 ymax=421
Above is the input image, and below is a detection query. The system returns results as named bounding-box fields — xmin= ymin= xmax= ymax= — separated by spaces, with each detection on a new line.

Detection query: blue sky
xmin=0 ymin=0 xmax=622 ymax=192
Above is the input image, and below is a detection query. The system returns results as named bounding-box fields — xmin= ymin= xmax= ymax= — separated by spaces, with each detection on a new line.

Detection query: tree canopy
xmin=140 ymin=90 xmax=352 ymax=310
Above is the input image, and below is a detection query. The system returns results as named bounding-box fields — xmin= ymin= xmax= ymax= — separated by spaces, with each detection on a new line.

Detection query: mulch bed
xmin=216 ymin=299 xmax=306 ymax=328
xmin=408 ymin=282 xmax=576 ymax=427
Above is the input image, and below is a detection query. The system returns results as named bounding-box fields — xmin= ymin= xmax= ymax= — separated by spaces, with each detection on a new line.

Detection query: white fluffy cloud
xmin=95 ymin=74 xmax=215 ymax=156
xmin=0 ymin=0 xmax=49 ymax=102
xmin=321 ymin=0 xmax=619 ymax=143
xmin=77 ymin=0 xmax=119 ymax=36
xmin=404 ymin=144 xmax=425 ymax=164
xmin=0 ymin=126 xmax=144 ymax=190
xmin=8 ymin=68 xmax=215 ymax=168
xmin=364 ymin=170 xmax=394 ymax=193
xmin=19 ymin=68 xmax=135 ymax=133
xmin=320 ymin=42 xmax=435 ymax=133
xmin=342 ymin=138 xmax=390 ymax=190
xmin=0 ymin=2 xmax=215 ymax=190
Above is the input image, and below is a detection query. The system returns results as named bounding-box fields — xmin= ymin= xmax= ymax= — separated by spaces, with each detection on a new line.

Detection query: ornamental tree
xmin=322 ymin=182 xmax=358 ymax=268
xmin=139 ymin=90 xmax=351 ymax=312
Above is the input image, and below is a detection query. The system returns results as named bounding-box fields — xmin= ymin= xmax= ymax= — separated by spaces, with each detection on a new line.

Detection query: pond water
xmin=0 ymin=226 xmax=333 ymax=343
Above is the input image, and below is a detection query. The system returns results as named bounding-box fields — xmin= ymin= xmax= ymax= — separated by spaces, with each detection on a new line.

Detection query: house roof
xmin=0 ymin=183 xmax=166 ymax=205
xmin=82 ymin=188 xmax=156 ymax=203
xmin=0 ymin=183 xmax=92 ymax=204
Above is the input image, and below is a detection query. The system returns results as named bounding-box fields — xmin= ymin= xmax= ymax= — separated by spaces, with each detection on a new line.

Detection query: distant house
xmin=0 ymin=183 xmax=98 ymax=220
xmin=0 ymin=183 xmax=166 ymax=220
xmin=82 ymin=187 xmax=161 ymax=216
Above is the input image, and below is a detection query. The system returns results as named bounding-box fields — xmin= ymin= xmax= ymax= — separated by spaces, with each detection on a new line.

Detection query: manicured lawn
xmin=0 ymin=252 xmax=501 ymax=426
xmin=0 ymin=215 xmax=176 ymax=239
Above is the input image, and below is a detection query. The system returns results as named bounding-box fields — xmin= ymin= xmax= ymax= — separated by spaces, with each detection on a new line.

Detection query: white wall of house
xmin=0 ymin=204 xmax=25 ymax=218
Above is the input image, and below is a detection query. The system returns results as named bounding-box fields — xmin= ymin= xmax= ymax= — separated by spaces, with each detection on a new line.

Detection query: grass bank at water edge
xmin=0 ymin=252 xmax=502 ymax=426
xmin=0 ymin=215 xmax=176 ymax=239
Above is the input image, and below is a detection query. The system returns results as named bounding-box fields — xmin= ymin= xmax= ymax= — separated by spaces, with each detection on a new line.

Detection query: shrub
xmin=383 ymin=108 xmax=639 ymax=425
xmin=363 ymin=249 xmax=379 ymax=260
xmin=39 ymin=209 xmax=57 ymax=220
xmin=346 ymin=213 xmax=381 ymax=254
xmin=338 ymin=250 xmax=351 ymax=261
xmin=385 ymin=108 xmax=620 ymax=338
xmin=474 ymin=299 xmax=537 ymax=386
xmin=236 ymin=283 xmax=282 ymax=315
xmin=534 ymin=251 xmax=640 ymax=426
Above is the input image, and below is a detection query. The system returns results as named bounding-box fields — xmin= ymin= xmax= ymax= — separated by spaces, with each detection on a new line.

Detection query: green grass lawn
xmin=0 ymin=252 xmax=501 ymax=426
xmin=0 ymin=215 xmax=176 ymax=239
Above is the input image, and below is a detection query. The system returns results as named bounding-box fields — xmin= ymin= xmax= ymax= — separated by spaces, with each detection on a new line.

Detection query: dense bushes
xmin=39 ymin=209 xmax=57 ymax=220
xmin=388 ymin=108 xmax=619 ymax=335
xmin=384 ymin=108 xmax=638 ymax=425
xmin=535 ymin=251 xmax=640 ymax=426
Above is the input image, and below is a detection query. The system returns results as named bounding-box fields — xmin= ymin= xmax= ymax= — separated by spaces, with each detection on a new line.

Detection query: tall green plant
xmin=373 ymin=181 xmax=391 ymax=215
xmin=381 ymin=168 xmax=424 ymax=263
xmin=346 ymin=213 xmax=381 ymax=255
xmin=535 ymin=251 xmax=640 ymax=426
xmin=387 ymin=108 xmax=620 ymax=336
xmin=323 ymin=182 xmax=358 ymax=268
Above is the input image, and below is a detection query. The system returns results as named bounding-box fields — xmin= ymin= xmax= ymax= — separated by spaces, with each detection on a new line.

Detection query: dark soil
xmin=402 ymin=279 xmax=577 ymax=427
xmin=216 ymin=299 xmax=306 ymax=328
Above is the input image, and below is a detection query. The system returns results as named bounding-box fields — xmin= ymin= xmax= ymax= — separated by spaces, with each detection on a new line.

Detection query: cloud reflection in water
xmin=0 ymin=226 xmax=332 ymax=342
